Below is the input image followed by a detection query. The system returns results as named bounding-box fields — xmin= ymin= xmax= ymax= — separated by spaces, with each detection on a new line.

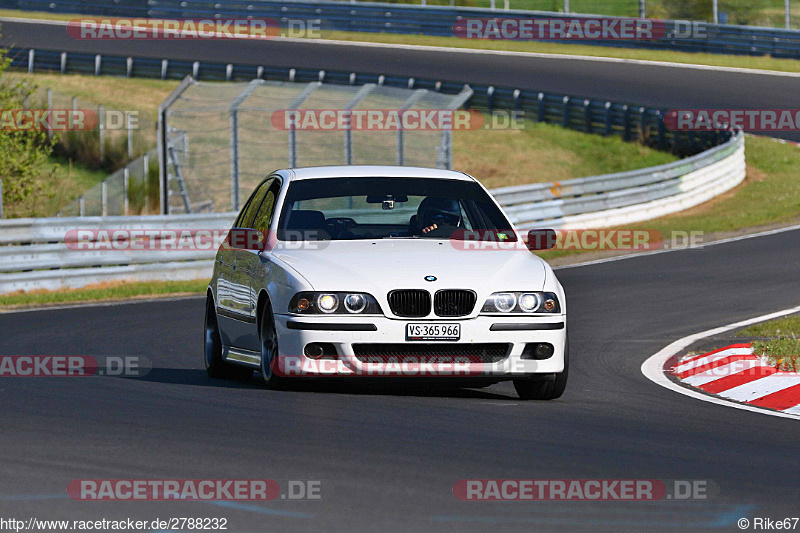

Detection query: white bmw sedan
xmin=204 ymin=166 xmax=568 ymax=400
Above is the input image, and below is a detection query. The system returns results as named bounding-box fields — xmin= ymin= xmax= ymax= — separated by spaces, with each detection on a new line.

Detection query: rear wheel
xmin=259 ymin=301 xmax=285 ymax=388
xmin=513 ymin=337 xmax=569 ymax=400
xmin=204 ymin=296 xmax=253 ymax=380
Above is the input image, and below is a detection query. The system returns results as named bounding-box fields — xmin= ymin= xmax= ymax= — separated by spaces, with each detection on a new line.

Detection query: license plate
xmin=406 ymin=323 xmax=460 ymax=341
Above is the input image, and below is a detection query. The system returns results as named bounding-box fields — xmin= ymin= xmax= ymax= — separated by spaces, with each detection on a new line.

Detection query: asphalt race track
xmin=2 ymin=17 xmax=800 ymax=143
xmin=1 ymin=16 xmax=800 ymax=533
xmin=1 ymin=229 xmax=799 ymax=531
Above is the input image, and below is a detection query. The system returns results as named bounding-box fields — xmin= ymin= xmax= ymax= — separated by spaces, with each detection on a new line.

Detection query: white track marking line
xmin=682 ymin=359 xmax=763 ymax=386
xmin=641 ymin=304 xmax=800 ymax=420
xmin=720 ymin=374 xmax=800 ymax=402
xmin=673 ymin=348 xmax=753 ymax=373
xmin=2 ymin=16 xmax=800 ymax=78
xmin=784 ymin=404 xmax=800 ymax=415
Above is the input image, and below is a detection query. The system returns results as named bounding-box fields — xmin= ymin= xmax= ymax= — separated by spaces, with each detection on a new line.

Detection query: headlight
xmin=518 ymin=293 xmax=542 ymax=312
xmin=289 ymin=292 xmax=382 ymax=315
xmin=344 ymin=293 xmax=367 ymax=314
xmin=317 ymin=294 xmax=339 ymax=313
xmin=481 ymin=292 xmax=560 ymax=314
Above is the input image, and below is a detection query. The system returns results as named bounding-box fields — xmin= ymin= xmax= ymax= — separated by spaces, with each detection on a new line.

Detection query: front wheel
xmin=259 ymin=301 xmax=285 ymax=388
xmin=513 ymin=337 xmax=569 ymax=400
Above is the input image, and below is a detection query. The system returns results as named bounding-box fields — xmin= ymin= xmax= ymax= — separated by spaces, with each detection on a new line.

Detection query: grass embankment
xmin=0 ymin=280 xmax=209 ymax=309
xmin=737 ymin=314 xmax=800 ymax=372
xmin=3 ymin=9 xmax=800 ymax=73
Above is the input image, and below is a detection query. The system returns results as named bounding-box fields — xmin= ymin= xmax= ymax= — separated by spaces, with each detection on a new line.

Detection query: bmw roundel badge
xmin=424 ymin=275 xmax=437 ymax=282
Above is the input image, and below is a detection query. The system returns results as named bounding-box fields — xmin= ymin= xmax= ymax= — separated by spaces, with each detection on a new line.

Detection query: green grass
xmin=737 ymin=314 xmax=800 ymax=372
xmin=0 ymin=279 xmax=208 ymax=309
xmin=454 ymin=118 xmax=678 ymax=188
xmin=4 ymin=8 xmax=800 ymax=73
xmin=737 ymin=314 xmax=800 ymax=338
xmin=538 ymin=135 xmax=800 ymax=260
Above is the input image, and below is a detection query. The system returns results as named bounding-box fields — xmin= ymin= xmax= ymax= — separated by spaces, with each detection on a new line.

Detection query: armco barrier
xmin=0 ymin=132 xmax=745 ymax=294
xmin=3 ymin=0 xmax=800 ymax=58
xmin=7 ymin=47 xmax=725 ymax=156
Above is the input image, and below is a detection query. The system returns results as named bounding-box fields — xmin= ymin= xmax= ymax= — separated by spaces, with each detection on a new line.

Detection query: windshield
xmin=276 ymin=177 xmax=517 ymax=241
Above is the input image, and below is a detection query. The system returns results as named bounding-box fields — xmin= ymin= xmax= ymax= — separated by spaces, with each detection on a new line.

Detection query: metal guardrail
xmin=3 ymin=0 xmax=800 ymax=58
xmin=0 ymin=132 xmax=745 ymax=294
xmin=7 ymin=46 xmax=726 ymax=157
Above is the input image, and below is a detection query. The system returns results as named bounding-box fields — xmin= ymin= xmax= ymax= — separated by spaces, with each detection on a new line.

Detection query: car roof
xmin=276 ymin=165 xmax=475 ymax=182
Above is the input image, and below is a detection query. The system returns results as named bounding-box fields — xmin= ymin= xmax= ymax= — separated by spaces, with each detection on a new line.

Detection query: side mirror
xmin=527 ymin=229 xmax=557 ymax=251
xmin=226 ymin=228 xmax=267 ymax=251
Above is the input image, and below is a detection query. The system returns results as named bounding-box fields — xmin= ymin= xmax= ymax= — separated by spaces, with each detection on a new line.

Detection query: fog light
xmin=535 ymin=343 xmax=554 ymax=359
xmin=543 ymin=299 xmax=556 ymax=312
xmin=521 ymin=343 xmax=555 ymax=360
xmin=304 ymin=343 xmax=325 ymax=358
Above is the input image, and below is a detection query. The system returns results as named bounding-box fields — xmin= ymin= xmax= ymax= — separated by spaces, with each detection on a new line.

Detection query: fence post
xmin=101 ymin=180 xmax=107 ymax=217
xmin=123 ymin=167 xmax=130 ymax=215
xmin=564 ymin=0 xmax=570 ymax=13
xmin=46 ymin=89 xmax=53 ymax=139
xmin=79 ymin=196 xmax=85 ymax=217
xmin=143 ymin=154 xmax=150 ymax=214
xmin=622 ymin=104 xmax=630 ymax=141
xmin=786 ymin=0 xmax=791 ymax=29
xmin=127 ymin=112 xmax=134 ymax=159
xmin=639 ymin=0 xmax=645 ymax=18
xmin=604 ymin=102 xmax=612 ymax=135
xmin=537 ymin=92 xmax=545 ymax=123
xmin=0 ymin=178 xmax=3 ymax=219
xmin=98 ymin=104 xmax=105 ymax=163
xmin=712 ymin=0 xmax=719 ymax=24
xmin=343 ymin=84 xmax=376 ymax=166
xmin=583 ymin=99 xmax=591 ymax=133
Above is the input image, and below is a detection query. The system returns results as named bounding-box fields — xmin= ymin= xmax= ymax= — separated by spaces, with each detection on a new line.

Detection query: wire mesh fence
xmin=160 ymin=79 xmax=472 ymax=214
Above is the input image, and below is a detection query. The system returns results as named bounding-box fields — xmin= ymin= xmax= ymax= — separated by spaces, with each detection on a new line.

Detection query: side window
xmin=252 ymin=181 xmax=280 ymax=232
xmin=238 ymin=179 xmax=271 ymax=229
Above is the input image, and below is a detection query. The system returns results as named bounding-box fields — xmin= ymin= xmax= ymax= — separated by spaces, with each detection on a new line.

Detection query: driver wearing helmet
xmin=415 ymin=197 xmax=462 ymax=236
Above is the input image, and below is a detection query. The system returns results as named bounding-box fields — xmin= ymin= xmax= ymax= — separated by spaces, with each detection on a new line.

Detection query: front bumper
xmin=273 ymin=314 xmax=567 ymax=378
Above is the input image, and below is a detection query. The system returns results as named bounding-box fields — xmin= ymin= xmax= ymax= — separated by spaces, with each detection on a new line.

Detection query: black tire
xmin=513 ymin=336 xmax=569 ymax=400
xmin=204 ymin=296 xmax=254 ymax=380
xmin=259 ymin=300 xmax=285 ymax=388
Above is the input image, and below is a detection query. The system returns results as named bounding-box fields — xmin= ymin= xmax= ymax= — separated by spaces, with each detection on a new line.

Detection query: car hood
xmin=272 ymin=239 xmax=547 ymax=293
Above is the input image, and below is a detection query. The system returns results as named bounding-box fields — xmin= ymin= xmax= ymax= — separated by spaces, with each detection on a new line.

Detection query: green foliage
xmin=0 ymin=51 xmax=54 ymax=210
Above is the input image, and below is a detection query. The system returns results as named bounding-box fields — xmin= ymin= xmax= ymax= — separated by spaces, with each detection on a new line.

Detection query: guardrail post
xmin=162 ymin=60 xmax=169 ymax=80
xmin=640 ymin=107 xmax=648 ymax=141
xmin=561 ymin=96 xmax=570 ymax=128
xmin=79 ymin=197 xmax=85 ymax=217
xmin=60 ymin=52 xmax=67 ymax=74
xmin=127 ymin=57 xmax=133 ymax=77
xmin=101 ymin=181 xmax=107 ymax=217
xmin=583 ymin=99 xmax=591 ymax=133
xmin=193 ymin=61 xmax=200 ymax=79
xmin=622 ymin=104 xmax=630 ymax=141
xmin=604 ymin=102 xmax=612 ymax=135
xmin=657 ymin=111 xmax=666 ymax=148
xmin=28 ymin=49 xmax=35 ymax=73
xmin=226 ymin=64 xmax=233 ymax=81
xmin=487 ymin=86 xmax=495 ymax=113
xmin=94 ymin=54 xmax=102 ymax=75
xmin=537 ymin=92 xmax=545 ymax=123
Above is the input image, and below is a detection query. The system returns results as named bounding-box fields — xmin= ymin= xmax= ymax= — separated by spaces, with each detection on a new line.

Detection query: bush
xmin=0 ymin=51 xmax=54 ymax=213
